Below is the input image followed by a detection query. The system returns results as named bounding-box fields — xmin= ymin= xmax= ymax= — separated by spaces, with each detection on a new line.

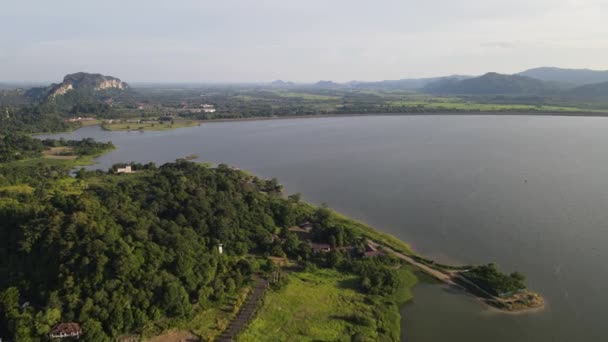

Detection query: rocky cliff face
xmin=48 ymin=72 xmax=127 ymax=97
xmin=52 ymin=83 xmax=74 ymax=96
xmin=95 ymin=78 xmax=126 ymax=91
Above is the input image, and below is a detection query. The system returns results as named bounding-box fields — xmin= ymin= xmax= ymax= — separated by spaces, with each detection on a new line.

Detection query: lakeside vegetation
xmin=240 ymin=267 xmax=417 ymax=341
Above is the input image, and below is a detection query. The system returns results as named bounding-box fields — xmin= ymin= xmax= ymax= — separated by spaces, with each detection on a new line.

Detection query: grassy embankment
xmin=101 ymin=119 xmax=201 ymax=131
xmin=240 ymin=268 xmax=417 ymax=341
xmin=78 ymin=119 xmax=104 ymax=126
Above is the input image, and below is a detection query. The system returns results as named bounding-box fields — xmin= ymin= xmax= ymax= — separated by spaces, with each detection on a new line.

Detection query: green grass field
xmin=2 ymin=151 xmax=105 ymax=170
xmin=272 ymin=91 xmax=341 ymax=101
xmin=387 ymin=99 xmax=596 ymax=112
xmin=0 ymin=184 xmax=35 ymax=194
xmin=240 ymin=268 xmax=416 ymax=341
xmin=229 ymin=90 xmax=606 ymax=114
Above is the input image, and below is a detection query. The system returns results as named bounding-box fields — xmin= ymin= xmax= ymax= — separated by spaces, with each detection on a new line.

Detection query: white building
xmin=202 ymin=104 xmax=216 ymax=113
xmin=116 ymin=166 xmax=133 ymax=174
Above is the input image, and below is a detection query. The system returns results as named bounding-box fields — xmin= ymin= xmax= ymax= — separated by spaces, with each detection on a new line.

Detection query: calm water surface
xmin=42 ymin=115 xmax=608 ymax=341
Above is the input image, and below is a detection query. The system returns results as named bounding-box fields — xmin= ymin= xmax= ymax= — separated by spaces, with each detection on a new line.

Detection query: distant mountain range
xmin=565 ymin=81 xmax=608 ymax=98
xmin=314 ymin=80 xmax=342 ymax=88
xmin=424 ymin=72 xmax=554 ymax=95
xmin=302 ymin=67 xmax=608 ymax=98
xmin=7 ymin=68 xmax=607 ymax=103
xmin=517 ymin=67 xmax=608 ymax=86
xmin=345 ymin=75 xmax=472 ymax=90
xmin=270 ymin=80 xmax=295 ymax=86
xmin=423 ymin=69 xmax=608 ymax=98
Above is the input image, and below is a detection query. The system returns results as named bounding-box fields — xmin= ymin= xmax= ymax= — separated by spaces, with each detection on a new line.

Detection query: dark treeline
xmin=40 ymin=138 xmax=115 ymax=156
xmin=0 ymin=105 xmax=75 ymax=134
xmin=0 ymin=134 xmax=44 ymax=162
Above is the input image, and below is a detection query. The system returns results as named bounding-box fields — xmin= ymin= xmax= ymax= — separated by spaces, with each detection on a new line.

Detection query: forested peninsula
xmin=1 ymin=158 xmax=422 ymax=341
xmin=0 ymin=144 xmax=543 ymax=341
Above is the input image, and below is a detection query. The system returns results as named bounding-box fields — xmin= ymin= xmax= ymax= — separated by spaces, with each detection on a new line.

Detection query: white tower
xmin=218 ymin=243 xmax=223 ymax=255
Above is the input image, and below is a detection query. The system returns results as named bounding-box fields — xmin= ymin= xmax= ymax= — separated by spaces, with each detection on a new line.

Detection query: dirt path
xmin=216 ymin=276 xmax=268 ymax=342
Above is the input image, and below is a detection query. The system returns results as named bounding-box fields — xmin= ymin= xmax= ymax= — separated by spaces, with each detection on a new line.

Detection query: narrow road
xmin=367 ymin=241 xmax=458 ymax=285
xmin=217 ymin=275 xmax=268 ymax=342
xmin=368 ymin=241 xmax=511 ymax=304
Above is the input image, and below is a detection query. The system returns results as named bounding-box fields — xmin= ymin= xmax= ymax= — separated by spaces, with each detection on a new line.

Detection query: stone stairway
xmin=217 ymin=276 xmax=268 ymax=342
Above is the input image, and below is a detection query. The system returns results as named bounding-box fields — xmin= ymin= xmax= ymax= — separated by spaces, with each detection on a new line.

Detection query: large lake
xmin=41 ymin=115 xmax=608 ymax=341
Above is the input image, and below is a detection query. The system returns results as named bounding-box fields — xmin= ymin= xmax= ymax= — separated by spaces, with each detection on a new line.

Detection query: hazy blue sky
xmin=1 ymin=0 xmax=607 ymax=83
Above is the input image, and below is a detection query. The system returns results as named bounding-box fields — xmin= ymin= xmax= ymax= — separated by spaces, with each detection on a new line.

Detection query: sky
xmin=1 ymin=0 xmax=607 ymax=83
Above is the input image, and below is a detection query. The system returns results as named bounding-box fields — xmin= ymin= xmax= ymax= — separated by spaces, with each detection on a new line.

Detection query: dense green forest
xmin=0 ymin=159 xmax=414 ymax=341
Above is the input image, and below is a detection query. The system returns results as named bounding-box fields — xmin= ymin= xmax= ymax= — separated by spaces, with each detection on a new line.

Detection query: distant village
xmin=64 ymin=103 xmax=217 ymax=126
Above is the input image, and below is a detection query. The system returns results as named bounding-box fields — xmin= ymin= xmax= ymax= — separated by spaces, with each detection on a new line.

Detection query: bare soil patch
xmin=144 ymin=330 xmax=200 ymax=342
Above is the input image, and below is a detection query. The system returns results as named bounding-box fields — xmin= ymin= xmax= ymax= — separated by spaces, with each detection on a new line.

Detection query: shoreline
xmin=197 ymin=110 xmax=608 ymax=125
xmin=29 ymin=110 xmax=608 ymax=136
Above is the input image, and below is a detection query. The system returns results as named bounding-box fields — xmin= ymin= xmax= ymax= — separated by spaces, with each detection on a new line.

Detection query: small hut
xmin=49 ymin=322 xmax=82 ymax=339
xmin=310 ymin=242 xmax=331 ymax=253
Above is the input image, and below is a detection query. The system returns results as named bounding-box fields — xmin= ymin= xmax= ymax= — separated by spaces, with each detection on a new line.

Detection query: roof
xmin=50 ymin=322 xmax=82 ymax=336
xmin=298 ymin=221 xmax=313 ymax=229
xmin=288 ymin=226 xmax=309 ymax=233
xmin=310 ymin=242 xmax=331 ymax=251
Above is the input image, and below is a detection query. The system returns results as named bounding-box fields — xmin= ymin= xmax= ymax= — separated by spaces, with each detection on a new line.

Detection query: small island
xmin=455 ymin=264 xmax=544 ymax=312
